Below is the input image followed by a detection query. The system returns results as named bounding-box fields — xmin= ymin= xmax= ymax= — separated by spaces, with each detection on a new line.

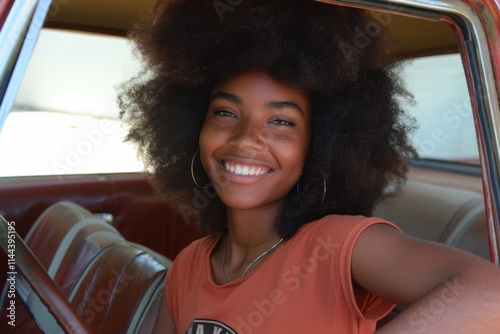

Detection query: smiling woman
xmin=118 ymin=0 xmax=500 ymax=333
xmin=1 ymin=0 xmax=500 ymax=333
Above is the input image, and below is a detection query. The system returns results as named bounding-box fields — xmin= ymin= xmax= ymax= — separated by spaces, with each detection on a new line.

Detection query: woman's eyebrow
xmin=266 ymin=100 xmax=304 ymax=115
xmin=209 ymin=92 xmax=241 ymax=103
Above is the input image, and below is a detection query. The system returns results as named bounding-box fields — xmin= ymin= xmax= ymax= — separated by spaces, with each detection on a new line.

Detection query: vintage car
xmin=0 ymin=0 xmax=499 ymax=332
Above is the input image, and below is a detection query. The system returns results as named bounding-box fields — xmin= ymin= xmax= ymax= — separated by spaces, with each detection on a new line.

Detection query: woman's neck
xmin=210 ymin=203 xmax=285 ymax=284
xmin=225 ymin=203 xmax=283 ymax=248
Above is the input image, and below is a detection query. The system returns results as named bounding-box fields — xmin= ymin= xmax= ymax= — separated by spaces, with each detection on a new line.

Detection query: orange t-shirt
xmin=166 ymin=215 xmax=399 ymax=334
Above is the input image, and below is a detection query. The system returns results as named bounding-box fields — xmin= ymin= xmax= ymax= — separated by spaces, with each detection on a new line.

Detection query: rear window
xmin=403 ymin=54 xmax=478 ymax=164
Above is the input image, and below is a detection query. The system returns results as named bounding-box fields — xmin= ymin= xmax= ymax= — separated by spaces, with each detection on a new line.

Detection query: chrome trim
xmin=0 ymin=0 xmax=52 ymax=133
xmin=317 ymin=0 xmax=500 ymax=264
xmin=93 ymin=213 xmax=114 ymax=225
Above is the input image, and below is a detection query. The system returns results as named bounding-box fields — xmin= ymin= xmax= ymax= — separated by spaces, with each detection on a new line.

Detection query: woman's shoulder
xmin=296 ymin=214 xmax=400 ymax=245
xmin=175 ymin=234 xmax=219 ymax=260
xmin=167 ymin=235 xmax=218 ymax=283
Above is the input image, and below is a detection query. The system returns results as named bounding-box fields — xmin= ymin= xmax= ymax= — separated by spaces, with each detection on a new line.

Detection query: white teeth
xmin=223 ymin=161 xmax=269 ymax=176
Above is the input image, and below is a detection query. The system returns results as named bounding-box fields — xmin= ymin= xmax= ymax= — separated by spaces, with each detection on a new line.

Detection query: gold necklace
xmin=221 ymin=236 xmax=284 ymax=283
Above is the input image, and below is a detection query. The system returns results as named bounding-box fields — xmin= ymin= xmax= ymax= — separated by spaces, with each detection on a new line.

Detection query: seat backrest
xmin=69 ymin=241 xmax=172 ymax=333
xmin=25 ymin=201 xmax=94 ymax=267
xmin=0 ymin=201 xmax=125 ymax=333
xmin=0 ymin=215 xmax=93 ymax=334
xmin=441 ymin=206 xmax=490 ymax=260
xmin=23 ymin=201 xmax=125 ymax=294
xmin=374 ymin=181 xmax=489 ymax=259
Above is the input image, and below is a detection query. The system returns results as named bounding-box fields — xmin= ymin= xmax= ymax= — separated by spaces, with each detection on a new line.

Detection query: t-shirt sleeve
xmin=165 ymin=241 xmax=199 ymax=330
xmin=324 ymin=215 xmax=402 ymax=321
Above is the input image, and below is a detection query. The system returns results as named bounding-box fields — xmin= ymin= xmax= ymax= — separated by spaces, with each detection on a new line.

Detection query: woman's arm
xmin=152 ymin=289 xmax=177 ymax=334
xmin=351 ymin=224 xmax=500 ymax=333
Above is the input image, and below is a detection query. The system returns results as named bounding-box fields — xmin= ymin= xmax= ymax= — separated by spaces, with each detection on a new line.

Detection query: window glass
xmin=0 ymin=28 xmax=144 ymax=177
xmin=403 ymin=54 xmax=479 ymax=164
xmin=0 ymin=30 xmax=479 ymax=177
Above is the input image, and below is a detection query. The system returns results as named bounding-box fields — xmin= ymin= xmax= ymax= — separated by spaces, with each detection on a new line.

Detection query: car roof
xmin=46 ymin=0 xmax=458 ymax=57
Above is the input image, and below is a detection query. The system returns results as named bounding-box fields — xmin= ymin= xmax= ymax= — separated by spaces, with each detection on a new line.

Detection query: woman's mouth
xmin=218 ymin=160 xmax=273 ymax=176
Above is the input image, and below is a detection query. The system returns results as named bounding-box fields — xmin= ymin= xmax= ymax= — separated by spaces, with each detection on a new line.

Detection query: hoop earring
xmin=191 ymin=149 xmax=210 ymax=189
xmin=296 ymin=176 xmax=327 ymax=209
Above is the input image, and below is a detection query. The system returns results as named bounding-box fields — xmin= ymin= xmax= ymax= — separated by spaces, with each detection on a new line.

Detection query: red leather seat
xmin=0 ymin=201 xmax=124 ymax=333
xmin=68 ymin=241 xmax=172 ymax=333
xmin=1 ymin=201 xmax=173 ymax=333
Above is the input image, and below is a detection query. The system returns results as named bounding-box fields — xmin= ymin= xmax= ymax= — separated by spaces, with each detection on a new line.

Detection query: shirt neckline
xmin=206 ymin=233 xmax=287 ymax=288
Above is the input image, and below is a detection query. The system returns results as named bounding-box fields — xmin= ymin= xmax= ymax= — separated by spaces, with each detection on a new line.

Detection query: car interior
xmin=0 ymin=0 xmax=499 ymax=332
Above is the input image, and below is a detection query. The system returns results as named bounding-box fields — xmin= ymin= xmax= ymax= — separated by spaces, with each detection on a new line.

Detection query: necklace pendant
xmin=221 ymin=237 xmax=284 ymax=284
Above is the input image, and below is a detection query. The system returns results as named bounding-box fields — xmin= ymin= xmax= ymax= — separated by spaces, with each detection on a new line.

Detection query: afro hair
xmin=119 ymin=0 xmax=417 ymax=239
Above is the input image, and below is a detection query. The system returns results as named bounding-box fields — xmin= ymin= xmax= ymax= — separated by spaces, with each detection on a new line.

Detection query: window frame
xmin=0 ymin=0 xmax=52 ymax=132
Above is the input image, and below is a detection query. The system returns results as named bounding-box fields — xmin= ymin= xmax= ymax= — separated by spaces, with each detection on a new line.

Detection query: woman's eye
xmin=270 ymin=119 xmax=295 ymax=126
xmin=214 ymin=110 xmax=236 ymax=118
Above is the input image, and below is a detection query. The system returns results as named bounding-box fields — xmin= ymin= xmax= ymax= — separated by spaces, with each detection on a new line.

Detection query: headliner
xmin=46 ymin=0 xmax=459 ymax=57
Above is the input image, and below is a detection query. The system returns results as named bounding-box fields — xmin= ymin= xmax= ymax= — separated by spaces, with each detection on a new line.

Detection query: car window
xmin=0 ymin=26 xmax=478 ymax=177
xmin=0 ymin=28 xmax=144 ymax=177
xmin=403 ymin=53 xmax=478 ymax=164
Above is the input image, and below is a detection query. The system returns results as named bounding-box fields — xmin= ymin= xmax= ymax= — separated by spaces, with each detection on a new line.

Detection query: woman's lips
xmin=218 ymin=160 xmax=273 ymax=176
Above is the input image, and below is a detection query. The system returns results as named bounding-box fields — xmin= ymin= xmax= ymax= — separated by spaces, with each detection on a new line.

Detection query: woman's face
xmin=199 ymin=71 xmax=311 ymax=210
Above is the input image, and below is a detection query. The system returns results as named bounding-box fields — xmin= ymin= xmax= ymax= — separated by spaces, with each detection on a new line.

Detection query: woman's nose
xmin=228 ymin=118 xmax=265 ymax=151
